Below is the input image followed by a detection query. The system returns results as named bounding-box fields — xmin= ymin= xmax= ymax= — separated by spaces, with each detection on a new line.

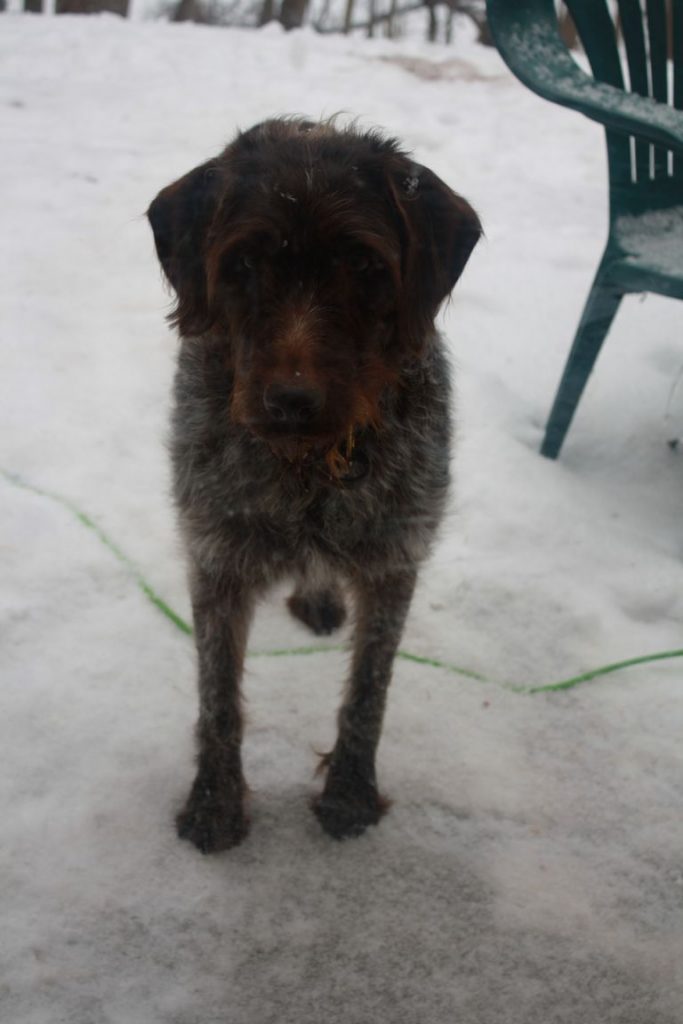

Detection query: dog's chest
xmin=173 ymin=345 xmax=451 ymax=574
xmin=215 ymin=435 xmax=407 ymax=562
xmin=253 ymin=466 xmax=377 ymax=554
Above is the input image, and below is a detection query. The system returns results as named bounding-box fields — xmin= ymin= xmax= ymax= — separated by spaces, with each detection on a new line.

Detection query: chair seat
xmin=606 ymin=204 xmax=683 ymax=299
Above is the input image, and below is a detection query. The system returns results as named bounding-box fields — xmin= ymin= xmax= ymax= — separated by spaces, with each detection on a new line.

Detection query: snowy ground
xmin=2 ymin=13 xmax=683 ymax=1024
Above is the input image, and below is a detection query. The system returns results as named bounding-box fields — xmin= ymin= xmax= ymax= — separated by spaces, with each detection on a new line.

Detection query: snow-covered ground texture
xmin=2 ymin=12 xmax=683 ymax=1023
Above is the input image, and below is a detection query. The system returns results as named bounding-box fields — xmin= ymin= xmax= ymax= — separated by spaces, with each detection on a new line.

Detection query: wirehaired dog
xmin=148 ymin=117 xmax=480 ymax=852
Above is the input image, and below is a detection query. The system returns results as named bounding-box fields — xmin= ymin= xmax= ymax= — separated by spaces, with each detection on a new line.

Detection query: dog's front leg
xmin=176 ymin=564 xmax=254 ymax=853
xmin=313 ymin=568 xmax=417 ymax=840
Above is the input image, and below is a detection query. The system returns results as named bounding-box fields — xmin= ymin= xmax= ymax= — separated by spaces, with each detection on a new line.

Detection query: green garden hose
xmin=3 ymin=467 xmax=681 ymax=696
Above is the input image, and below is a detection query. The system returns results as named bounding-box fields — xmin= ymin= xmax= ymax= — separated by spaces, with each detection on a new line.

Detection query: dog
xmin=148 ymin=117 xmax=480 ymax=852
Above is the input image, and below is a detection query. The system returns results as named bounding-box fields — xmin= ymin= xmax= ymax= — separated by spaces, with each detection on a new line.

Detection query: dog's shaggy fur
xmin=148 ymin=118 xmax=480 ymax=852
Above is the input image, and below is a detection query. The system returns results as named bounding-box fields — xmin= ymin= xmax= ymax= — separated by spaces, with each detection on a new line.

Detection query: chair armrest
xmin=486 ymin=0 xmax=683 ymax=152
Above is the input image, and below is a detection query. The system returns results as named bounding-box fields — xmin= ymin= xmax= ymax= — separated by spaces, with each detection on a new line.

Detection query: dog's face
xmin=148 ymin=119 xmax=480 ymax=466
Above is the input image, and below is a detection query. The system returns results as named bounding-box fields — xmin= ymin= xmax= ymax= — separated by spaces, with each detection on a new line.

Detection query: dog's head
xmin=148 ymin=118 xmax=480 ymax=465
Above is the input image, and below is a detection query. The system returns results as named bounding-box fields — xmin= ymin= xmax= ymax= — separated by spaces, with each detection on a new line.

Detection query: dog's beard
xmin=266 ymin=435 xmax=319 ymax=464
xmin=266 ymin=428 xmax=356 ymax=480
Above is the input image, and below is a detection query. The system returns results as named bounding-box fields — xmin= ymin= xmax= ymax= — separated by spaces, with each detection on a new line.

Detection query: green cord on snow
xmin=3 ymin=466 xmax=682 ymax=696
xmin=2 ymin=469 xmax=193 ymax=638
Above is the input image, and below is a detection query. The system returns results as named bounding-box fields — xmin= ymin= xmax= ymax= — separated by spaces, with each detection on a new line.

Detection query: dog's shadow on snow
xmin=141 ymin=783 xmax=666 ymax=1024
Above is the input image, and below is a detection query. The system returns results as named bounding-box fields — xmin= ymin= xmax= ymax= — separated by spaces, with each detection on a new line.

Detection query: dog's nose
xmin=263 ymin=382 xmax=324 ymax=426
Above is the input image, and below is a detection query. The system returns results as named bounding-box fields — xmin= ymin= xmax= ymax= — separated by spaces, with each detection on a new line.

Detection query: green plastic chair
xmin=486 ymin=0 xmax=683 ymax=458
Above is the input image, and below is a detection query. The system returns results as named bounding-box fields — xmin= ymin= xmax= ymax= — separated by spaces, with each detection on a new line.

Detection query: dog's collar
xmin=328 ymin=426 xmax=370 ymax=486
xmin=306 ymin=430 xmax=370 ymax=487
xmin=334 ymin=448 xmax=369 ymax=485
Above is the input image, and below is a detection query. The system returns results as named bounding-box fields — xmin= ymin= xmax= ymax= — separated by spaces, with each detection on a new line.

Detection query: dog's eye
xmin=345 ymin=249 xmax=386 ymax=275
xmin=226 ymin=251 xmax=259 ymax=279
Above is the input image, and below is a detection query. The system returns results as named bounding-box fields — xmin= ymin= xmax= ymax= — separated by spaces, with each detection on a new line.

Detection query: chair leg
xmin=541 ymin=270 xmax=623 ymax=459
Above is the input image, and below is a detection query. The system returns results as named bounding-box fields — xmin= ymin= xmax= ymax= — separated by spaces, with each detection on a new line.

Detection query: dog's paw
xmin=176 ymin=780 xmax=249 ymax=854
xmin=311 ymin=786 xmax=389 ymax=841
xmin=287 ymin=588 xmax=347 ymax=636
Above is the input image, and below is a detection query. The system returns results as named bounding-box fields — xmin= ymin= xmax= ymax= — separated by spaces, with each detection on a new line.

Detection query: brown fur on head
xmin=148 ymin=117 xmax=481 ymax=465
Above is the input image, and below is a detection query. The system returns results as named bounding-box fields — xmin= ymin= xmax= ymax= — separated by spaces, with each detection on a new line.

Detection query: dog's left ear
xmin=389 ymin=161 xmax=481 ymax=350
xmin=147 ymin=160 xmax=222 ymax=335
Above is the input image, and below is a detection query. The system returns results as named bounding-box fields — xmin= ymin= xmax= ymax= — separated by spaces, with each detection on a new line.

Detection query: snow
xmin=2 ymin=13 xmax=683 ymax=1023
xmin=613 ymin=205 xmax=683 ymax=280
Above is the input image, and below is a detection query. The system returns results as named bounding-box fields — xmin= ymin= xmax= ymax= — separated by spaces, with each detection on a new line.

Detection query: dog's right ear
xmin=147 ymin=160 xmax=222 ymax=335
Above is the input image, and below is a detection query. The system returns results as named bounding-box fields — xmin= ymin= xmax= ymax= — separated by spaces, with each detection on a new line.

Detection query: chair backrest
xmin=565 ymin=0 xmax=683 ymax=198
